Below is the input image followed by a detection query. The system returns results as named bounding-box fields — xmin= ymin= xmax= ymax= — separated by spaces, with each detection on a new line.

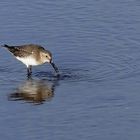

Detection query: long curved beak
xmin=50 ymin=61 xmax=59 ymax=74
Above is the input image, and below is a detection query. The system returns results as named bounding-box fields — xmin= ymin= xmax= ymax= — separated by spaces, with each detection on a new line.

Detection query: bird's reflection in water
xmin=8 ymin=78 xmax=58 ymax=105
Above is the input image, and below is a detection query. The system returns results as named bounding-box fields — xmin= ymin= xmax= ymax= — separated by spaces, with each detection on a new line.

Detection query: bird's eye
xmin=46 ymin=56 xmax=48 ymax=58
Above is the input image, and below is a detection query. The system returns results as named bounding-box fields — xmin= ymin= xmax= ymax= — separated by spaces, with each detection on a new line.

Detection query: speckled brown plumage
xmin=3 ymin=44 xmax=50 ymax=57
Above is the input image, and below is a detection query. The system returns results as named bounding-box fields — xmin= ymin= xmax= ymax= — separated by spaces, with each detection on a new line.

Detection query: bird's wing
xmin=4 ymin=45 xmax=32 ymax=57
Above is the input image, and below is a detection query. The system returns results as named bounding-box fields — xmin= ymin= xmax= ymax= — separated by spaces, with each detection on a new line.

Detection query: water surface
xmin=0 ymin=0 xmax=140 ymax=139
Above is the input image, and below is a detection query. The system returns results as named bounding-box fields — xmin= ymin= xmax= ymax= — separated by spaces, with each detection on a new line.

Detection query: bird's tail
xmin=2 ymin=44 xmax=10 ymax=48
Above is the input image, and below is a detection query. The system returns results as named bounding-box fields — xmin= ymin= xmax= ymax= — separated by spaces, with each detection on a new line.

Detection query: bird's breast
xmin=16 ymin=56 xmax=40 ymax=66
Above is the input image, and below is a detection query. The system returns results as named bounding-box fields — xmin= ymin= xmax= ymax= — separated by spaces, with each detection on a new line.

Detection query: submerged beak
xmin=50 ymin=61 xmax=59 ymax=74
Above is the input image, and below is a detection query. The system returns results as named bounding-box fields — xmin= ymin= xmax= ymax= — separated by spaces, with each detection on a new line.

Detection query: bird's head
xmin=41 ymin=50 xmax=59 ymax=74
xmin=41 ymin=50 xmax=52 ymax=63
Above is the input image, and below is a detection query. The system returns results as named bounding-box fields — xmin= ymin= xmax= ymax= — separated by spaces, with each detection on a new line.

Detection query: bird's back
xmin=3 ymin=44 xmax=45 ymax=58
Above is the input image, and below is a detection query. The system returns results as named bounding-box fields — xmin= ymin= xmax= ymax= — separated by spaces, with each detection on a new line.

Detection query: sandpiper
xmin=2 ymin=44 xmax=59 ymax=76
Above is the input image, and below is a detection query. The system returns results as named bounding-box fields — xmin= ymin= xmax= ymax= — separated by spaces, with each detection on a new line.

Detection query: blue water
xmin=0 ymin=0 xmax=140 ymax=139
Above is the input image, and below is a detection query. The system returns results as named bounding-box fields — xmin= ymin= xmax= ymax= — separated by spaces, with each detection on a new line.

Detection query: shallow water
xmin=0 ymin=0 xmax=140 ymax=139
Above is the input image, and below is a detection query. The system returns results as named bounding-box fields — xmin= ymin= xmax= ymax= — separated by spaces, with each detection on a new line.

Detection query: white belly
xmin=16 ymin=56 xmax=39 ymax=67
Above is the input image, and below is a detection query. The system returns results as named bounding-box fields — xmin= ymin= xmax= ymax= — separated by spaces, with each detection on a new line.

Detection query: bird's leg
xmin=27 ymin=65 xmax=32 ymax=77
xmin=29 ymin=65 xmax=32 ymax=74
